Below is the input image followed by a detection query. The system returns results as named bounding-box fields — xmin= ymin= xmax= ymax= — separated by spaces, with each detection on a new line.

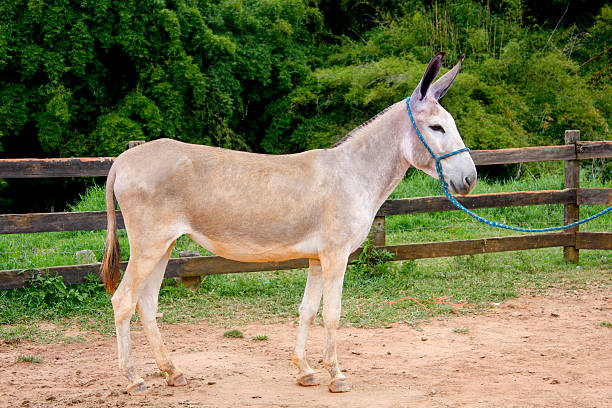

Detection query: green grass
xmin=0 ymin=172 xmax=610 ymax=342
xmin=16 ymin=355 xmax=43 ymax=363
xmin=452 ymin=327 xmax=470 ymax=334
xmin=223 ymin=329 xmax=244 ymax=338
xmin=252 ymin=335 xmax=268 ymax=341
xmin=1 ymin=323 xmax=63 ymax=344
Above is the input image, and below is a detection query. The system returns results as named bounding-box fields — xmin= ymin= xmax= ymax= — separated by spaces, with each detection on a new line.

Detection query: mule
xmin=101 ymin=52 xmax=476 ymax=395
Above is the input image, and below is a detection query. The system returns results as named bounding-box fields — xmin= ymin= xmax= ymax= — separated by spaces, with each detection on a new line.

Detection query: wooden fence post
xmin=564 ymin=130 xmax=580 ymax=263
xmin=176 ymin=251 xmax=202 ymax=289
xmin=128 ymin=140 xmax=146 ymax=149
xmin=371 ymin=216 xmax=386 ymax=246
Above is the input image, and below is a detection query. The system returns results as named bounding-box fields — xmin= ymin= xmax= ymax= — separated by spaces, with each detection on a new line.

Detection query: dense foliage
xmin=0 ymin=0 xmax=327 ymax=157
xmin=0 ymin=0 xmax=610 ymax=210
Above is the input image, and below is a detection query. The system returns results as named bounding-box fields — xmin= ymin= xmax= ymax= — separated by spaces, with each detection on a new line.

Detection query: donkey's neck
xmin=333 ymin=101 xmax=411 ymax=214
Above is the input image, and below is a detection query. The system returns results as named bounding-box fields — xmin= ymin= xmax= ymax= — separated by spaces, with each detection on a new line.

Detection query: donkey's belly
xmin=186 ymin=230 xmax=319 ymax=262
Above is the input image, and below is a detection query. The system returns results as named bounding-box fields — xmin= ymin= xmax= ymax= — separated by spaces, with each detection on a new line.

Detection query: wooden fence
xmin=0 ymin=130 xmax=610 ymax=290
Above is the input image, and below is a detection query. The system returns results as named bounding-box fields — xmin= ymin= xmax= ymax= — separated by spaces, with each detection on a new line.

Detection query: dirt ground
xmin=1 ymin=288 xmax=611 ymax=408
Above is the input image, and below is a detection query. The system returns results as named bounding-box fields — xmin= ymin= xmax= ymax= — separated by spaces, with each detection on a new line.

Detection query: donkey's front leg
xmin=321 ymin=252 xmax=350 ymax=393
xmin=293 ymin=259 xmax=324 ymax=386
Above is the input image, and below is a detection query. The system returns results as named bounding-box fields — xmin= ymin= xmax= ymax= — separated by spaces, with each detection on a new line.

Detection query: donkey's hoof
xmin=127 ymin=381 xmax=147 ymax=396
xmin=167 ymin=373 xmax=187 ymax=387
xmin=297 ymin=373 xmax=319 ymax=387
xmin=328 ymin=379 xmax=350 ymax=393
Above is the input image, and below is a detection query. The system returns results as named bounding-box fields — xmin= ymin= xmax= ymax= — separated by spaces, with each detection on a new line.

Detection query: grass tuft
xmin=452 ymin=328 xmax=470 ymax=334
xmin=223 ymin=329 xmax=244 ymax=338
xmin=252 ymin=335 xmax=268 ymax=341
xmin=17 ymin=355 xmax=43 ymax=363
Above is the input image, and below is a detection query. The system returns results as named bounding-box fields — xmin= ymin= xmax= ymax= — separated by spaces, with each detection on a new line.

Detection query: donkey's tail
xmin=101 ymin=165 xmax=121 ymax=294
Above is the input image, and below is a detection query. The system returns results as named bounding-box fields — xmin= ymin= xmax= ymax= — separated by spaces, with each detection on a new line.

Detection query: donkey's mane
xmin=331 ymin=104 xmax=396 ymax=148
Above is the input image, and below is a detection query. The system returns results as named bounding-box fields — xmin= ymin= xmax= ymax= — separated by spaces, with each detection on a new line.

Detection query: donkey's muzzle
xmin=450 ymin=170 xmax=477 ymax=195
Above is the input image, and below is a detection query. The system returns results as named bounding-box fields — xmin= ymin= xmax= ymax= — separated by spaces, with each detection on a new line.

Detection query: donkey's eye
xmin=429 ymin=125 xmax=445 ymax=133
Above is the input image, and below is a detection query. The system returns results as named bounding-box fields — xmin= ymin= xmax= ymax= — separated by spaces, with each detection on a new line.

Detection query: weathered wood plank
xmin=470 ymin=145 xmax=575 ymax=165
xmin=0 ymin=157 xmax=114 ymax=178
xmin=576 ymin=141 xmax=612 ymax=160
xmin=0 ymin=257 xmax=312 ymax=290
xmin=164 ymin=257 xmax=310 ymax=278
xmin=0 ymin=233 xmax=576 ymax=289
xmin=385 ymin=233 xmax=573 ymax=260
xmin=0 ymin=263 xmax=108 ymax=290
xmin=377 ymin=189 xmax=575 ymax=216
xmin=0 ymin=211 xmax=124 ymax=234
xmin=576 ymin=232 xmax=612 ymax=250
xmin=577 ymin=188 xmax=612 ymax=205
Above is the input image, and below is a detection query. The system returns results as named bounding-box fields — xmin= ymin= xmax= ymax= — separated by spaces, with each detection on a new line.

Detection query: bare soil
xmin=2 ymin=288 xmax=611 ymax=408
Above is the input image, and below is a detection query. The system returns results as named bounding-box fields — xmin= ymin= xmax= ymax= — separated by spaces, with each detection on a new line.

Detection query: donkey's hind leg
xmin=136 ymin=242 xmax=186 ymax=387
xmin=111 ymin=241 xmax=174 ymax=395
xmin=293 ymin=259 xmax=324 ymax=386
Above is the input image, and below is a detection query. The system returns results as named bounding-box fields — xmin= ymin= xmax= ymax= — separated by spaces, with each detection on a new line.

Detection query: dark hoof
xmin=297 ymin=373 xmax=319 ymax=387
xmin=328 ymin=379 xmax=350 ymax=393
xmin=127 ymin=381 xmax=147 ymax=396
xmin=167 ymin=373 xmax=187 ymax=387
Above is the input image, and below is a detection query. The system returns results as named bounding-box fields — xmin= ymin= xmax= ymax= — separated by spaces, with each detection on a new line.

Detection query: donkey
xmin=101 ymin=52 xmax=476 ymax=395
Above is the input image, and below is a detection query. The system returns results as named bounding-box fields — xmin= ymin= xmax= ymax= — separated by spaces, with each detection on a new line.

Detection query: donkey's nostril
xmin=464 ymin=175 xmax=474 ymax=186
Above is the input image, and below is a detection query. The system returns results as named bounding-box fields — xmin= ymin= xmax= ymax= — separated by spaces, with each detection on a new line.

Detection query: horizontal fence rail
xmin=1 ymin=232 xmax=610 ymax=290
xmin=0 ymin=188 xmax=610 ymax=234
xmin=0 ymin=133 xmax=610 ymax=290
xmin=1 ymin=141 xmax=611 ymax=178
xmin=468 ymin=141 xmax=612 ymax=165
xmin=0 ymin=210 xmax=125 ymax=234
xmin=0 ymin=157 xmax=114 ymax=178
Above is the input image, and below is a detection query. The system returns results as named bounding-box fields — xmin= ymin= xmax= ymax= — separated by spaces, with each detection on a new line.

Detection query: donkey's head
xmin=402 ymin=52 xmax=477 ymax=195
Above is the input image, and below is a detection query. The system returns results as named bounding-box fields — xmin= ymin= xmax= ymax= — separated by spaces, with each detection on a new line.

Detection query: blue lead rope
xmin=406 ymin=97 xmax=611 ymax=232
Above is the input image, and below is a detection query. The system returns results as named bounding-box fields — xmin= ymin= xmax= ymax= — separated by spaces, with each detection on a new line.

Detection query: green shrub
xmin=350 ymin=239 xmax=395 ymax=276
xmin=22 ymin=273 xmax=104 ymax=309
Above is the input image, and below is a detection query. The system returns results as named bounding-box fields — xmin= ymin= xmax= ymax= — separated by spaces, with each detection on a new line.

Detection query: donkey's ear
xmin=430 ymin=54 xmax=464 ymax=100
xmin=411 ymin=52 xmax=444 ymax=103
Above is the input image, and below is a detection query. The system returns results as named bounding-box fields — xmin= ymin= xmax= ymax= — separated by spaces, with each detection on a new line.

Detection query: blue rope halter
xmin=405 ymin=97 xmax=612 ymax=232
